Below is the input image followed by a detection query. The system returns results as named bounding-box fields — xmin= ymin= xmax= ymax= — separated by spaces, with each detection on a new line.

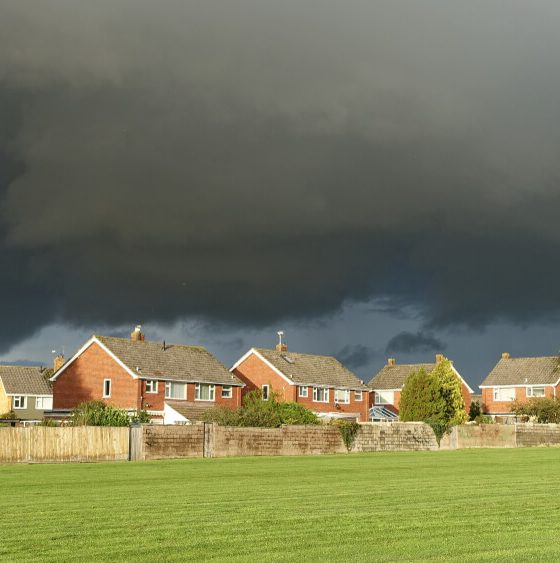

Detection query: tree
xmin=468 ymin=400 xmax=482 ymax=421
xmin=71 ymin=400 xmax=132 ymax=427
xmin=399 ymin=358 xmax=467 ymax=445
xmin=511 ymin=397 xmax=560 ymax=423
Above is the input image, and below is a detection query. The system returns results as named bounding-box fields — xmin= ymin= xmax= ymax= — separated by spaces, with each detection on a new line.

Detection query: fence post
xmin=128 ymin=424 xmax=143 ymax=461
xmin=203 ymin=423 xmax=214 ymax=458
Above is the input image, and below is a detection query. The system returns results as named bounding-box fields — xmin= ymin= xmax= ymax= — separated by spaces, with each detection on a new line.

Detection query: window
xmin=36 ymin=397 xmax=53 ymax=410
xmin=334 ymin=389 xmax=350 ymax=404
xmin=354 ymin=390 xmax=363 ymax=402
xmin=145 ymin=380 xmax=158 ymax=394
xmin=221 ymin=385 xmax=232 ymax=399
xmin=312 ymin=387 xmax=329 ymax=403
xmin=165 ymin=382 xmax=186 ymax=399
xmin=298 ymin=386 xmax=308 ymax=398
xmin=195 ymin=383 xmax=215 ymax=401
xmin=103 ymin=379 xmax=111 ymax=398
xmin=374 ymin=391 xmax=394 ymax=405
xmin=13 ymin=396 xmax=26 ymax=409
xmin=493 ymin=388 xmax=516 ymax=402
xmin=262 ymin=384 xmax=270 ymax=401
xmin=526 ymin=386 xmax=546 ymax=398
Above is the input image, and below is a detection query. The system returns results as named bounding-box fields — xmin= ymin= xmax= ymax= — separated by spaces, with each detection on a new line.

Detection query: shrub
xmin=333 ymin=419 xmax=360 ymax=451
xmin=131 ymin=410 xmax=151 ymax=424
xmin=202 ymin=406 xmax=242 ymax=426
xmin=40 ymin=418 xmax=59 ymax=427
xmin=0 ymin=411 xmax=17 ymax=420
xmin=71 ymin=401 xmax=131 ymax=427
xmin=399 ymin=358 xmax=467 ymax=446
xmin=511 ymin=398 xmax=560 ymax=423
xmin=468 ymin=400 xmax=482 ymax=421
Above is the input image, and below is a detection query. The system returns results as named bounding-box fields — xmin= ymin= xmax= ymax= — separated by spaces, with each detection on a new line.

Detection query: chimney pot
xmin=387 ymin=358 xmax=396 ymax=366
xmin=502 ymin=352 xmax=510 ymax=359
xmin=276 ymin=330 xmax=287 ymax=352
xmin=435 ymin=354 xmax=444 ymax=364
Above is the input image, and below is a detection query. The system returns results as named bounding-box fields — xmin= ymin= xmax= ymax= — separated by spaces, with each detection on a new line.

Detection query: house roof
xmin=480 ymin=356 xmax=560 ymax=387
xmin=252 ymin=348 xmax=368 ymax=389
xmin=94 ymin=336 xmax=243 ymax=386
xmin=0 ymin=366 xmax=53 ymax=396
xmin=165 ymin=400 xmax=213 ymax=422
xmin=368 ymin=363 xmax=436 ymax=390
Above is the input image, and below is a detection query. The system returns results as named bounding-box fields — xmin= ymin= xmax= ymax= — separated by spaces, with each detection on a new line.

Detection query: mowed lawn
xmin=2 ymin=449 xmax=560 ymax=562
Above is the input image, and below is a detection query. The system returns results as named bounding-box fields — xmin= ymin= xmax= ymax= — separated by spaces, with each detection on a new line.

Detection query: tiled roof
xmin=254 ymin=348 xmax=367 ymax=389
xmin=0 ymin=366 xmax=53 ymax=396
xmin=95 ymin=336 xmax=243 ymax=386
xmin=165 ymin=400 xmax=214 ymax=422
xmin=481 ymin=356 xmax=560 ymax=386
xmin=368 ymin=363 xmax=436 ymax=390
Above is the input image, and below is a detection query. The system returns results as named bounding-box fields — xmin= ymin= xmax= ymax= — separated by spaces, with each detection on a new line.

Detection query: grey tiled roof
xmin=254 ymin=348 xmax=367 ymax=389
xmin=368 ymin=363 xmax=436 ymax=390
xmin=96 ymin=336 xmax=243 ymax=386
xmin=481 ymin=356 xmax=560 ymax=386
xmin=165 ymin=400 xmax=214 ymax=422
xmin=0 ymin=366 xmax=53 ymax=395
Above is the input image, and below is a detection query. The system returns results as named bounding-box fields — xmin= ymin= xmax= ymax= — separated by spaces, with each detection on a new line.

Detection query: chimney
xmin=387 ymin=358 xmax=396 ymax=366
xmin=276 ymin=330 xmax=287 ymax=352
xmin=502 ymin=352 xmax=510 ymax=359
xmin=435 ymin=354 xmax=444 ymax=364
xmin=131 ymin=325 xmax=145 ymax=342
xmin=53 ymin=354 xmax=65 ymax=372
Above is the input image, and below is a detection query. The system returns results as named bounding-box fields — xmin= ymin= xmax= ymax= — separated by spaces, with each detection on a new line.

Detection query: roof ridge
xmin=256 ymin=347 xmax=337 ymax=360
xmin=95 ymin=335 xmax=208 ymax=351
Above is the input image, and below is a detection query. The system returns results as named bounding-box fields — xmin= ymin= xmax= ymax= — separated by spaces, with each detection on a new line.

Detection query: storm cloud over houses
xmin=2 ymin=1 xmax=560 ymax=356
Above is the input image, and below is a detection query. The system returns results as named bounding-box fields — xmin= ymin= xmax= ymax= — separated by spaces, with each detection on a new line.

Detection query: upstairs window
xmin=312 ymin=387 xmax=329 ymax=403
xmin=165 ymin=382 xmax=186 ymax=400
xmin=13 ymin=396 xmax=26 ymax=409
xmin=334 ymin=389 xmax=350 ymax=404
xmin=36 ymin=397 xmax=53 ymax=410
xmin=354 ymin=391 xmax=363 ymax=402
xmin=262 ymin=385 xmax=270 ymax=401
xmin=298 ymin=386 xmax=308 ymax=398
xmin=145 ymin=380 xmax=158 ymax=394
xmin=374 ymin=391 xmax=394 ymax=405
xmin=195 ymin=383 xmax=215 ymax=401
xmin=103 ymin=379 xmax=112 ymax=398
xmin=493 ymin=388 xmax=516 ymax=401
xmin=221 ymin=385 xmax=232 ymax=399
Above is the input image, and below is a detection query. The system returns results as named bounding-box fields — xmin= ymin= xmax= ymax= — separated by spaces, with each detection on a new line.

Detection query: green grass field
xmin=2 ymin=449 xmax=560 ymax=562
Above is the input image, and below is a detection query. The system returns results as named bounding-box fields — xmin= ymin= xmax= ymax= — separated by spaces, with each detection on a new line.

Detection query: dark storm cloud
xmin=2 ymin=1 xmax=560 ymax=352
xmin=336 ymin=344 xmax=379 ymax=371
xmin=385 ymin=331 xmax=446 ymax=356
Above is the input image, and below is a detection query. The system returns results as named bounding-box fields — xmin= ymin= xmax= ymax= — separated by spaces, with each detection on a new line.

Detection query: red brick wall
xmin=53 ymin=342 xmax=140 ymax=410
xmin=482 ymin=385 xmax=557 ymax=414
xmin=233 ymin=353 xmax=296 ymax=401
xmin=233 ymin=352 xmax=369 ymax=421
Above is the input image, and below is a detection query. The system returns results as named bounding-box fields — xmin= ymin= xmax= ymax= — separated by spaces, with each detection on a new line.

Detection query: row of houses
xmin=0 ymin=325 xmax=557 ymax=424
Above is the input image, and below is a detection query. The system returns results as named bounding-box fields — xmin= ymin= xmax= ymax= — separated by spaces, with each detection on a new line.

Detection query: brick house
xmin=51 ymin=326 xmax=244 ymax=423
xmin=231 ymin=341 xmax=369 ymax=422
xmin=368 ymin=355 xmax=473 ymax=417
xmin=480 ymin=352 xmax=560 ymax=417
xmin=0 ymin=365 xmax=53 ymax=420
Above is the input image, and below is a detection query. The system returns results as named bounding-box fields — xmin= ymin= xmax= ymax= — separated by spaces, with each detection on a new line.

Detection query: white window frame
xmin=312 ymin=387 xmax=329 ymax=403
xmin=262 ymin=384 xmax=270 ymax=401
xmin=493 ymin=387 xmax=516 ymax=402
xmin=526 ymin=386 xmax=546 ymax=398
xmin=13 ymin=396 xmax=27 ymax=409
xmin=298 ymin=386 xmax=308 ymax=398
xmin=221 ymin=385 xmax=232 ymax=399
xmin=36 ymin=397 xmax=53 ymax=410
xmin=145 ymin=380 xmax=158 ymax=394
xmin=354 ymin=390 xmax=363 ymax=402
xmin=195 ymin=383 xmax=215 ymax=402
xmin=165 ymin=382 xmax=187 ymax=400
xmin=374 ymin=391 xmax=394 ymax=405
xmin=334 ymin=389 xmax=350 ymax=404
xmin=103 ymin=379 xmax=112 ymax=398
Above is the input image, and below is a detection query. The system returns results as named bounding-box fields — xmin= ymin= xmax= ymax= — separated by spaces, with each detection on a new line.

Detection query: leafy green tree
xmin=399 ymin=358 xmax=467 ymax=445
xmin=71 ymin=400 xmax=131 ymax=427
xmin=511 ymin=397 xmax=560 ymax=423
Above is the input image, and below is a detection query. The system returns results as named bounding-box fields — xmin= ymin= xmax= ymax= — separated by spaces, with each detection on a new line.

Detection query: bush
xmin=468 ymin=400 xmax=482 ymax=421
xmin=202 ymin=389 xmax=319 ymax=427
xmin=399 ymin=358 xmax=467 ymax=446
xmin=511 ymin=398 xmax=560 ymax=423
xmin=131 ymin=410 xmax=151 ymax=424
xmin=333 ymin=419 xmax=360 ymax=451
xmin=71 ymin=401 xmax=131 ymax=427
xmin=40 ymin=418 xmax=59 ymax=427
xmin=0 ymin=411 xmax=17 ymax=420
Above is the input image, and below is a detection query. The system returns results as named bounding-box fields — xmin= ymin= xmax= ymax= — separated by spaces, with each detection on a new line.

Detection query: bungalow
xmin=50 ymin=326 xmax=244 ymax=423
xmin=368 ymin=354 xmax=473 ymax=417
xmin=480 ymin=352 xmax=560 ymax=417
xmin=231 ymin=337 xmax=369 ymax=422
xmin=0 ymin=365 xmax=53 ymax=421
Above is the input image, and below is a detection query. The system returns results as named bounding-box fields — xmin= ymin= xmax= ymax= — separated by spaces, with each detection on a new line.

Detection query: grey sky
xmin=2 ymin=1 xmax=560 ymax=386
